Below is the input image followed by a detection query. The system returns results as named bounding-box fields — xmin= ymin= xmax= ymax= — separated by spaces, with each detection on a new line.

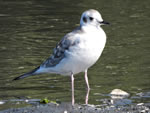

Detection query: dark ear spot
xmin=83 ymin=17 xmax=87 ymax=23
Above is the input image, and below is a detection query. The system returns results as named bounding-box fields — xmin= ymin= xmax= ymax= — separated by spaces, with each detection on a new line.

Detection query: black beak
xmin=99 ymin=21 xmax=110 ymax=25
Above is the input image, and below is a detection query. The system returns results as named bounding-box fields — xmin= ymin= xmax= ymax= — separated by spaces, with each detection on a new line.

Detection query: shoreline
xmin=1 ymin=102 xmax=150 ymax=113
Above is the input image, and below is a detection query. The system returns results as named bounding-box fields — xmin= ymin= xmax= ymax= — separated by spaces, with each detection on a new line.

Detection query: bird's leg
xmin=85 ymin=87 xmax=90 ymax=104
xmin=84 ymin=69 xmax=90 ymax=104
xmin=71 ymin=73 xmax=75 ymax=106
xmin=84 ymin=69 xmax=90 ymax=90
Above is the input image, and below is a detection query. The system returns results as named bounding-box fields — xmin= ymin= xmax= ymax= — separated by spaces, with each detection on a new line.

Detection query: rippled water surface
xmin=0 ymin=0 xmax=150 ymax=110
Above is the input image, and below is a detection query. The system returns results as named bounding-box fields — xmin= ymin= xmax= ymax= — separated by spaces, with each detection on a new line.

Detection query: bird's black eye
xmin=89 ymin=17 xmax=93 ymax=21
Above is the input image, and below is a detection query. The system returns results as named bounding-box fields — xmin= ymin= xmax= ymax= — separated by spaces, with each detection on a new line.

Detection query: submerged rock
xmin=110 ymin=89 xmax=129 ymax=99
xmin=110 ymin=89 xmax=131 ymax=106
xmin=0 ymin=101 xmax=5 ymax=105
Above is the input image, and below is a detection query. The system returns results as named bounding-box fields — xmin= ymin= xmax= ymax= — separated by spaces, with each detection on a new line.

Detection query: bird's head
xmin=80 ymin=9 xmax=109 ymax=27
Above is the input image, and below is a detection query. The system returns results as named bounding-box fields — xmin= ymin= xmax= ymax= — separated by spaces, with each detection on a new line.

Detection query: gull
xmin=13 ymin=9 xmax=109 ymax=105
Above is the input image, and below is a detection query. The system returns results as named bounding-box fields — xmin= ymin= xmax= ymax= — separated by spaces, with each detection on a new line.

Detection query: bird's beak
xmin=99 ymin=21 xmax=110 ymax=25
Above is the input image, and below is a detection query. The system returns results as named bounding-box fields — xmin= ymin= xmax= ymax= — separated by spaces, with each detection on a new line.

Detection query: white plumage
xmin=14 ymin=9 xmax=109 ymax=105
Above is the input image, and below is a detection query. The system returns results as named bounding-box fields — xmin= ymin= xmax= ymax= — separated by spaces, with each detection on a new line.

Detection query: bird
xmin=13 ymin=9 xmax=109 ymax=105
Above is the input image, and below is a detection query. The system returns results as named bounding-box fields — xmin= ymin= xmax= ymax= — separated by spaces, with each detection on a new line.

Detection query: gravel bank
xmin=1 ymin=102 xmax=150 ymax=113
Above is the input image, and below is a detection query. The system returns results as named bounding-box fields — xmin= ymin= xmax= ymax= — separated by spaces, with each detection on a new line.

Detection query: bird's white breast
xmin=54 ymin=27 xmax=106 ymax=75
xmin=77 ymin=27 xmax=106 ymax=68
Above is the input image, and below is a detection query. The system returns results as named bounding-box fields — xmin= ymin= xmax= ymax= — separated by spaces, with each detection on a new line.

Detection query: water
xmin=0 ymin=0 xmax=150 ymax=110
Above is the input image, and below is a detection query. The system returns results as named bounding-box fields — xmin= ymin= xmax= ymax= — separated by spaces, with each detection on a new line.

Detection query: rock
xmin=110 ymin=89 xmax=129 ymax=99
xmin=0 ymin=101 xmax=5 ymax=105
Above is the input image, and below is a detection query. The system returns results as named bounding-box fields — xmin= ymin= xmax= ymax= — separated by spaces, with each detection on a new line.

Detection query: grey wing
xmin=41 ymin=26 xmax=82 ymax=68
xmin=41 ymin=34 xmax=76 ymax=68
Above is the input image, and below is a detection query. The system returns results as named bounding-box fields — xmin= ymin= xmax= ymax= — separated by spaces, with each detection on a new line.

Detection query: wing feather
xmin=41 ymin=35 xmax=74 ymax=67
xmin=41 ymin=26 xmax=83 ymax=68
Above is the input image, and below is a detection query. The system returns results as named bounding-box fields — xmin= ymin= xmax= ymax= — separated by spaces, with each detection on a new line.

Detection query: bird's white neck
xmin=81 ymin=24 xmax=101 ymax=33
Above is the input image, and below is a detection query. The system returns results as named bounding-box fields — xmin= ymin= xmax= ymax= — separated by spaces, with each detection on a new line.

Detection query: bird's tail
xmin=13 ymin=66 xmax=40 ymax=80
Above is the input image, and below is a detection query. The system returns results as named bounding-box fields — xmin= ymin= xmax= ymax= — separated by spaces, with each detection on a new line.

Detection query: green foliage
xmin=40 ymin=98 xmax=57 ymax=104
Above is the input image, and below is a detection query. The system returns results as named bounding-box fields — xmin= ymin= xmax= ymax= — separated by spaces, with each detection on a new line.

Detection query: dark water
xmin=0 ymin=0 xmax=150 ymax=110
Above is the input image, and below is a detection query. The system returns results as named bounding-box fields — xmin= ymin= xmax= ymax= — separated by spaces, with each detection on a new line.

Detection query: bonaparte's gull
xmin=13 ymin=9 xmax=109 ymax=105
